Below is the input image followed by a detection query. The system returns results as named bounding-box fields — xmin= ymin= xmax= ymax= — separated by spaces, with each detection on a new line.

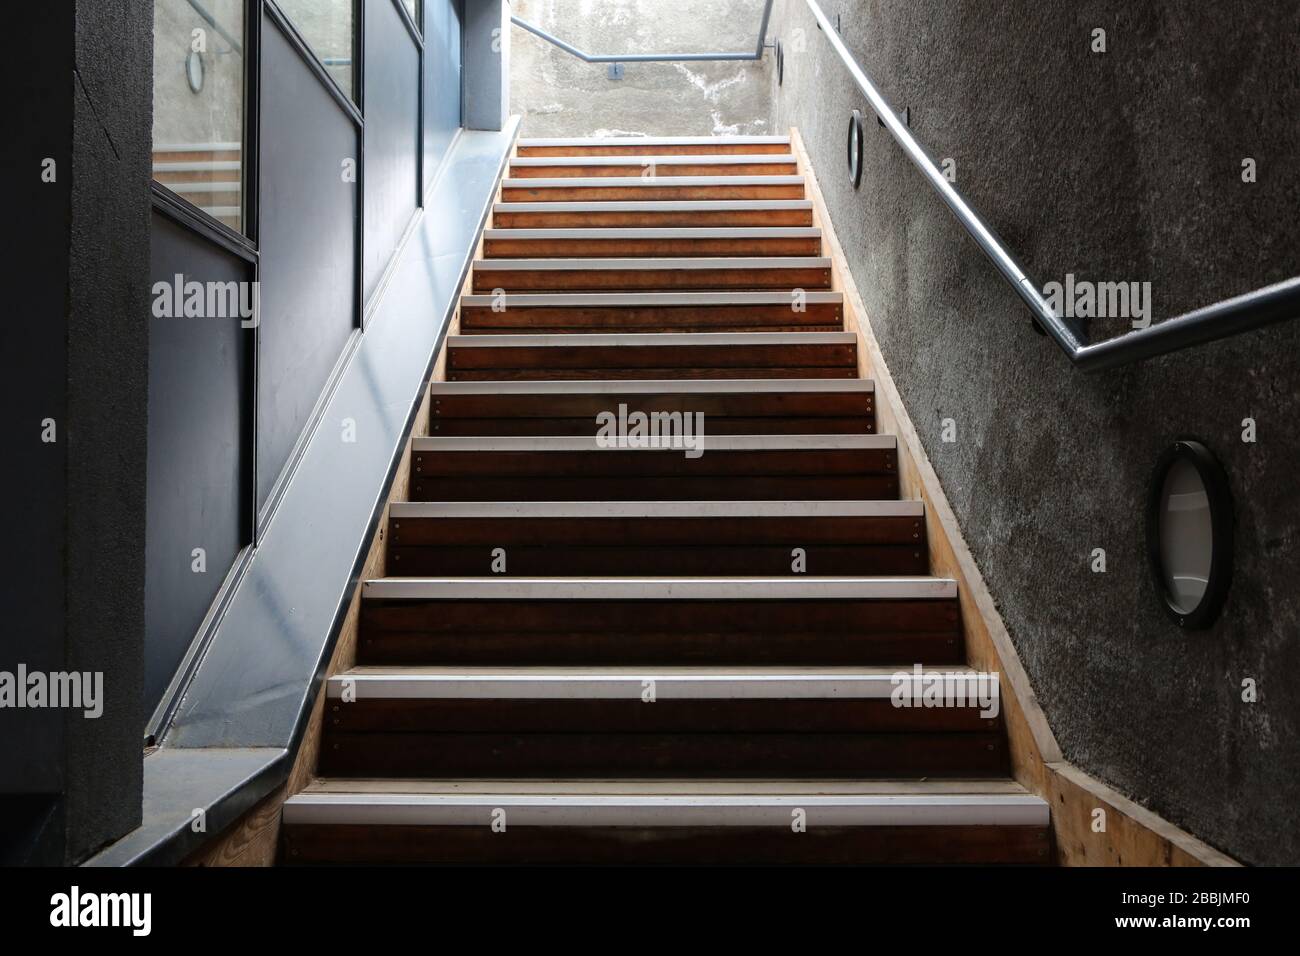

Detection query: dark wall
xmin=145 ymin=215 xmax=252 ymax=715
xmin=772 ymin=0 xmax=1300 ymax=863
xmin=65 ymin=0 xmax=152 ymax=863
xmin=0 ymin=4 xmax=75 ymax=864
xmin=1 ymin=1 xmax=150 ymax=864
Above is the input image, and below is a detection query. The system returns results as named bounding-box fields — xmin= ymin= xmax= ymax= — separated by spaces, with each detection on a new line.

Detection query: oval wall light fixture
xmin=1145 ymin=439 xmax=1233 ymax=629
xmin=186 ymin=49 xmax=205 ymax=94
xmin=847 ymin=109 xmax=863 ymax=188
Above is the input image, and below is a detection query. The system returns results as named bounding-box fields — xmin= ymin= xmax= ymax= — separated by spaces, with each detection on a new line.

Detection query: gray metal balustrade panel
xmin=165 ymin=121 xmax=520 ymax=751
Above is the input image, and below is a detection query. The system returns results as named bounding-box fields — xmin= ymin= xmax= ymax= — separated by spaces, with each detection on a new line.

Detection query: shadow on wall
xmin=510 ymin=0 xmax=773 ymax=137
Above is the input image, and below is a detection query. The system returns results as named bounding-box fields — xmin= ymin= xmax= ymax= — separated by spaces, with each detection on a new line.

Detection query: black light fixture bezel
xmin=775 ymin=40 xmax=784 ymax=86
xmin=1144 ymin=439 xmax=1234 ymax=630
xmin=847 ymin=109 xmax=863 ymax=188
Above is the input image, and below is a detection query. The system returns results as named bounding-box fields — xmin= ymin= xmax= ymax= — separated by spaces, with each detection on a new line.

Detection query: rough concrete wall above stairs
xmin=510 ymin=0 xmax=774 ymax=137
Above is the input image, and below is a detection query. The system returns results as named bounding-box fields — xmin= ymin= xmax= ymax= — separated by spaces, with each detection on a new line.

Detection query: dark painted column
xmin=0 ymin=1 xmax=151 ymax=865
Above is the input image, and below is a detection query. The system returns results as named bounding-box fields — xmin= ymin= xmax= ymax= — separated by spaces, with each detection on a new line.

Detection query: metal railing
xmin=803 ymin=0 xmax=1300 ymax=372
xmin=185 ymin=0 xmax=243 ymax=55
xmin=512 ymin=0 xmax=774 ymax=63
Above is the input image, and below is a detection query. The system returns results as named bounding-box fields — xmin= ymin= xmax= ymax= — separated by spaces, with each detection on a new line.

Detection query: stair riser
xmin=430 ymin=416 xmax=874 ymax=435
xmin=430 ymin=390 xmax=874 ymax=436
xmin=501 ymin=185 xmax=805 ymax=202
xmin=359 ymin=598 xmax=959 ymax=665
xmin=470 ymin=267 xmax=832 ymax=293
xmin=413 ymin=447 xmax=894 ymax=478
xmin=389 ymin=545 xmax=928 ymax=577
xmin=458 ymin=303 xmax=843 ymax=333
xmin=484 ymin=238 xmax=823 ymax=258
xmin=326 ymin=698 xmax=992 ymax=733
xmin=446 ymin=342 xmax=858 ymax=381
xmin=409 ymin=448 xmax=897 ymax=502
xmin=283 ymin=823 xmax=1050 ymax=865
xmin=493 ymin=210 xmax=815 ymax=228
xmin=509 ymin=162 xmax=799 ymax=178
xmin=387 ymin=514 xmax=926 ymax=576
xmin=359 ymin=629 xmax=960 ymax=667
xmin=412 ymin=476 xmax=898 ymax=500
xmin=319 ymin=732 xmax=1007 ymax=778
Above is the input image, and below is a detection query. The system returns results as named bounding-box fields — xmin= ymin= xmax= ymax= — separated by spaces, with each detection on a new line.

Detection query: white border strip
xmin=362 ymin=576 xmax=956 ymax=601
xmin=503 ymin=176 xmax=805 ymax=188
xmin=447 ymin=330 xmax=853 ymax=346
xmin=519 ymin=135 xmax=791 ymax=147
xmin=282 ymin=791 xmax=1045 ymax=828
xmin=390 ymin=496 xmax=920 ymax=520
xmin=473 ymin=257 xmax=831 ymax=271
xmin=494 ymin=200 xmax=814 ymax=212
xmin=430 ymin=378 xmax=873 ymax=394
xmin=411 ymin=434 xmax=895 ymax=451
xmin=389 ymin=500 xmax=922 ymax=519
xmin=325 ymin=666 xmax=990 ymax=700
xmin=511 ymin=154 xmax=798 ymax=167
xmin=457 ymin=293 xmax=843 ymax=309
xmin=484 ymin=228 xmax=822 ymax=239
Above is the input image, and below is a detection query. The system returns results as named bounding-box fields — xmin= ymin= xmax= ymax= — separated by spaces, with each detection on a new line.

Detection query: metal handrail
xmin=803 ymin=0 xmax=1300 ymax=372
xmin=512 ymin=0 xmax=774 ymax=63
xmin=185 ymin=0 xmax=243 ymax=56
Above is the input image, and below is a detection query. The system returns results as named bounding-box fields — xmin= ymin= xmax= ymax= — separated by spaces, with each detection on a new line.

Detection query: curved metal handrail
xmin=803 ymin=0 xmax=1300 ymax=372
xmin=511 ymin=0 xmax=774 ymax=63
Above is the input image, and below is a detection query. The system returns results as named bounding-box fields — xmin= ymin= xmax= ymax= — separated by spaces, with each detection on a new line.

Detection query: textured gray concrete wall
xmin=66 ymin=0 xmax=153 ymax=865
xmin=772 ymin=0 xmax=1300 ymax=864
xmin=510 ymin=0 xmax=773 ymax=137
xmin=153 ymin=0 xmax=245 ymax=145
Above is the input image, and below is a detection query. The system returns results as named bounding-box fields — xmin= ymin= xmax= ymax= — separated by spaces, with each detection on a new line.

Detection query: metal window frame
xmin=147 ymin=0 xmax=435 ymax=743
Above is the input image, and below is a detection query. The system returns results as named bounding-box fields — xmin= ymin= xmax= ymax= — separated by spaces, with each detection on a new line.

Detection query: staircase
xmin=280 ymin=134 xmax=1051 ymax=864
xmin=152 ymin=144 xmax=242 ymax=229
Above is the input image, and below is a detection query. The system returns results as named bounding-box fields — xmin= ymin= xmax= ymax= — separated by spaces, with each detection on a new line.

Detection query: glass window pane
xmin=403 ymin=0 xmax=420 ymax=24
xmin=275 ymin=0 xmax=357 ymax=100
xmin=152 ymin=0 xmax=246 ymax=233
